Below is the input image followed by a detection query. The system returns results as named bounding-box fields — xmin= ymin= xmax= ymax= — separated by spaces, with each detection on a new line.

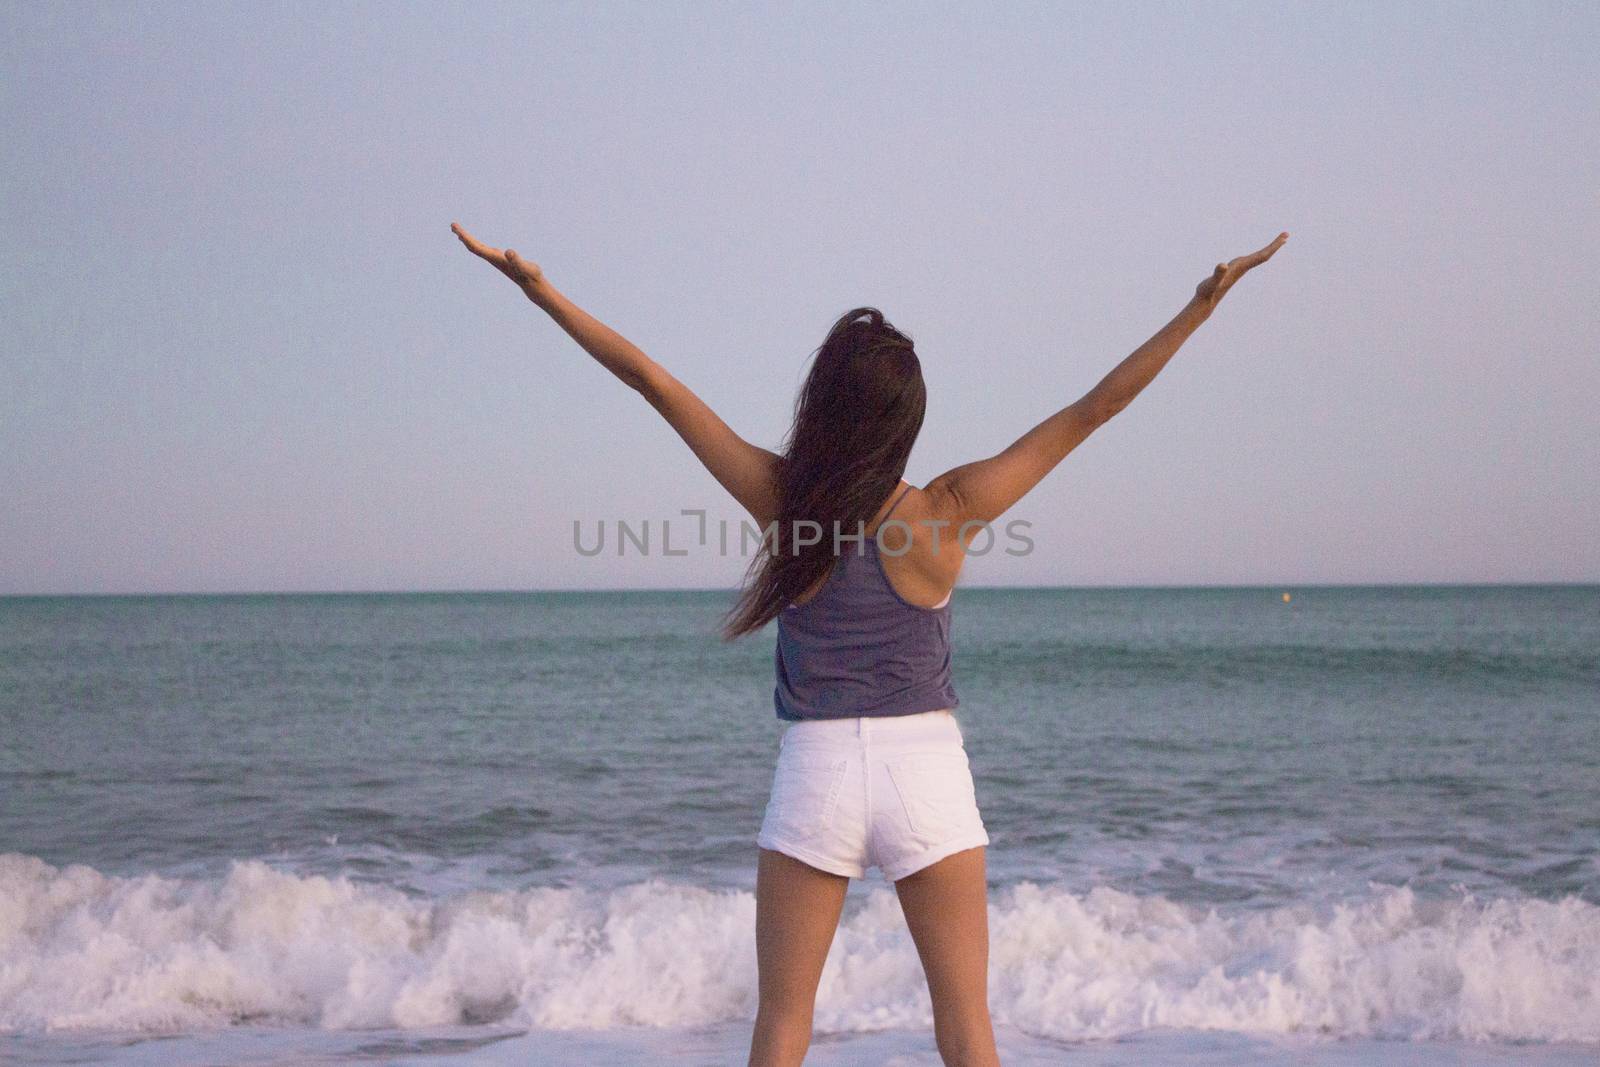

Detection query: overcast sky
xmin=3 ymin=1 xmax=1596 ymax=594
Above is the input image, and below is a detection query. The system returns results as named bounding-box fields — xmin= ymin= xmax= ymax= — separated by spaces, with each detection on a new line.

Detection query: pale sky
xmin=3 ymin=1 xmax=1596 ymax=594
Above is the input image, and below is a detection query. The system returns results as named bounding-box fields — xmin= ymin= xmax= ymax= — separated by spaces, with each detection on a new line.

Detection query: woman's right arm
xmin=926 ymin=232 xmax=1288 ymax=535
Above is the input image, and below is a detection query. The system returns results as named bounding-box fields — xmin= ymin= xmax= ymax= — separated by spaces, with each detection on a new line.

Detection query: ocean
xmin=2 ymin=585 xmax=1597 ymax=1065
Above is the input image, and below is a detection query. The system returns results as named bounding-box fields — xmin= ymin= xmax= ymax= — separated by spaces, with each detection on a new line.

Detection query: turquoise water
xmin=3 ymin=585 xmax=1598 ymax=1062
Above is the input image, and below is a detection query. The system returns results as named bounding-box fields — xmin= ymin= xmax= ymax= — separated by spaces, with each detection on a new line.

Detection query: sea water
xmin=2 ymin=586 xmax=1597 ymax=1064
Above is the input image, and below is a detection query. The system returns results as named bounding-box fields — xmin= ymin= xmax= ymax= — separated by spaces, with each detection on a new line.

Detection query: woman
xmin=451 ymin=221 xmax=1287 ymax=1066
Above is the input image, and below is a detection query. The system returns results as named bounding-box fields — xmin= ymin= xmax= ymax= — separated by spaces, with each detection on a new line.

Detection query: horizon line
xmin=2 ymin=580 xmax=1597 ymax=600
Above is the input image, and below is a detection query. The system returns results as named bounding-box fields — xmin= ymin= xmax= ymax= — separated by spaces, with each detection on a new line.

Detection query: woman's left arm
xmin=452 ymin=223 xmax=780 ymax=527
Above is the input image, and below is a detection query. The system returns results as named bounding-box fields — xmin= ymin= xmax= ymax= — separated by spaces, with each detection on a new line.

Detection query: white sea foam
xmin=2 ymin=852 xmax=1597 ymax=1045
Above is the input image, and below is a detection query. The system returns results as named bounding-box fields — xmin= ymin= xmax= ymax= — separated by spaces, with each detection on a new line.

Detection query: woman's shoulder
xmin=871 ymin=482 xmax=965 ymax=606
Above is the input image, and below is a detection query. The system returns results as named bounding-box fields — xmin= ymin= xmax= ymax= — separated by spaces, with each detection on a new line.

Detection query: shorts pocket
xmin=885 ymin=750 xmax=980 ymax=839
xmin=765 ymin=753 xmax=849 ymax=841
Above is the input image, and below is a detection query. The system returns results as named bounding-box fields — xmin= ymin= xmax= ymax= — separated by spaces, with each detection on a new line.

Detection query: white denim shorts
xmin=756 ymin=708 xmax=989 ymax=881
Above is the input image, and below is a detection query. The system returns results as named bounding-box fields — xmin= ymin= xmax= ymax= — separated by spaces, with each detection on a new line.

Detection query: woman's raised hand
xmin=451 ymin=222 xmax=545 ymax=298
xmin=1194 ymin=231 xmax=1289 ymax=309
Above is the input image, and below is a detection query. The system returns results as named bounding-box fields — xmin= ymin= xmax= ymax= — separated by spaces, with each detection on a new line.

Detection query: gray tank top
xmin=773 ymin=485 xmax=959 ymax=721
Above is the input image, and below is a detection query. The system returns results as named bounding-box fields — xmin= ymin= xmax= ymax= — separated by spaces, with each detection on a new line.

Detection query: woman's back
xmin=774 ymin=484 xmax=959 ymax=720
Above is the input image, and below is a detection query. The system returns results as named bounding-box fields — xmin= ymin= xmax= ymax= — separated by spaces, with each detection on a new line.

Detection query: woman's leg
xmin=893 ymin=845 xmax=1000 ymax=1067
xmin=748 ymin=846 xmax=851 ymax=1067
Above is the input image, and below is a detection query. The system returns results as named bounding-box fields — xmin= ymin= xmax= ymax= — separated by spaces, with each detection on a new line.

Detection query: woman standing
xmin=451 ymin=222 xmax=1287 ymax=1065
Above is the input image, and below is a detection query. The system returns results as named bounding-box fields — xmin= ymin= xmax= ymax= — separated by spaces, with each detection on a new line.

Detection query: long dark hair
xmin=722 ymin=307 xmax=926 ymax=639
